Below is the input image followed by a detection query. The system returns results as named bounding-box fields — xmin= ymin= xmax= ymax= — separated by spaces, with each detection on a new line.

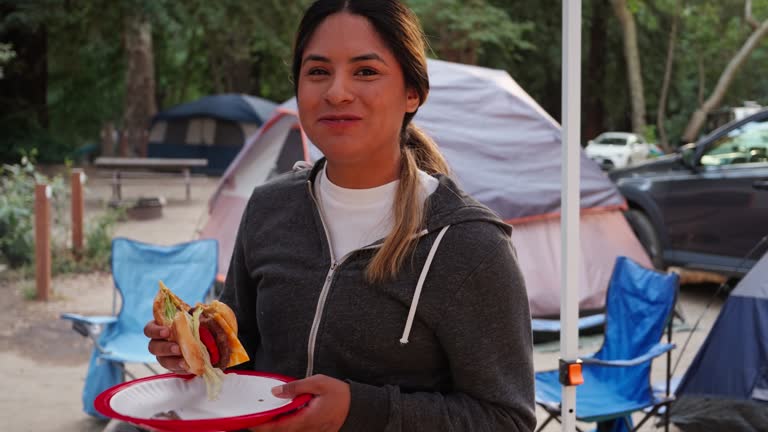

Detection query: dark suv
xmin=609 ymin=109 xmax=768 ymax=276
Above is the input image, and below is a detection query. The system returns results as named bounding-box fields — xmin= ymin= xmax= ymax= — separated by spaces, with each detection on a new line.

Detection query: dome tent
xmin=201 ymin=59 xmax=651 ymax=317
xmin=148 ymin=94 xmax=277 ymax=175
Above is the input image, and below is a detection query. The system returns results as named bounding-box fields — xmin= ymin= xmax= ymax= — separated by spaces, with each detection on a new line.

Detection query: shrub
xmin=0 ymin=154 xmax=64 ymax=267
xmin=0 ymin=155 xmax=119 ymax=275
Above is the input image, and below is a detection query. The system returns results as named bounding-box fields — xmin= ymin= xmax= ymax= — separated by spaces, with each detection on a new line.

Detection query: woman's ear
xmin=405 ymin=88 xmax=420 ymax=114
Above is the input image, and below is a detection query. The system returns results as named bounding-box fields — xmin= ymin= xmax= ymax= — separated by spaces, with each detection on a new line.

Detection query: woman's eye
xmin=355 ymin=68 xmax=378 ymax=77
xmin=307 ymin=68 xmax=329 ymax=76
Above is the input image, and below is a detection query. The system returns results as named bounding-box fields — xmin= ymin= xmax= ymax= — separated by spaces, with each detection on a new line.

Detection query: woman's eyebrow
xmin=303 ymin=54 xmax=330 ymax=65
xmin=350 ymin=53 xmax=387 ymax=65
xmin=302 ymin=53 xmax=388 ymax=65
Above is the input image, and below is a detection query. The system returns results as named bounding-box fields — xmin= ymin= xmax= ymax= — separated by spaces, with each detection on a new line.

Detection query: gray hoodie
xmin=221 ymin=160 xmax=535 ymax=431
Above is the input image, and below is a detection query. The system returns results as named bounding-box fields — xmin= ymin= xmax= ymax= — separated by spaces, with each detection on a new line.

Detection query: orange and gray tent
xmin=200 ymin=59 xmax=651 ymax=317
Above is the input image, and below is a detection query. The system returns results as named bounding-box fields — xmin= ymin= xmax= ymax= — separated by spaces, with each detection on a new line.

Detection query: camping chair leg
xmin=536 ymin=414 xmax=556 ymax=432
xmin=665 ymin=304 xmax=674 ymax=432
xmin=631 ymin=409 xmax=658 ymax=431
xmin=673 ymin=303 xmax=686 ymax=324
xmin=624 ymin=416 xmax=636 ymax=431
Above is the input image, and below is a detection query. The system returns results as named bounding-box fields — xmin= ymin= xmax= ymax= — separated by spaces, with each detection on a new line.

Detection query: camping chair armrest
xmin=581 ymin=343 xmax=675 ymax=367
xmin=60 ymin=313 xmax=117 ymax=339
xmin=532 ymin=313 xmax=606 ymax=333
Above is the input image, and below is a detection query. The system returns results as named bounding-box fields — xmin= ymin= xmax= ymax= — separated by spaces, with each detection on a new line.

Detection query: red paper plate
xmin=95 ymin=370 xmax=312 ymax=432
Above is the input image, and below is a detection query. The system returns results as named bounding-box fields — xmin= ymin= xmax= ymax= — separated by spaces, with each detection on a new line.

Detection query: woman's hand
xmin=250 ymin=374 xmax=350 ymax=432
xmin=143 ymin=320 xmax=188 ymax=374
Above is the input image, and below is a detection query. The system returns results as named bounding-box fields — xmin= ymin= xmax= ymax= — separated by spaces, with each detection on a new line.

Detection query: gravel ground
xmin=0 ymin=170 xmax=725 ymax=431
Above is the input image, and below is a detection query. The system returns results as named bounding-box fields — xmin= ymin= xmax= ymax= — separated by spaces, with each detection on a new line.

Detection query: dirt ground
xmin=0 ymin=171 xmax=725 ymax=431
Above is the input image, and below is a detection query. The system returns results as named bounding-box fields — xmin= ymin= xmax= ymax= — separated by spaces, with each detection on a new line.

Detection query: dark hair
xmin=292 ymin=0 xmax=450 ymax=281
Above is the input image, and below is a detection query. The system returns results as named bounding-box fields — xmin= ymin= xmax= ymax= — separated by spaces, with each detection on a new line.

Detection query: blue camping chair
xmin=535 ymin=256 xmax=679 ymax=432
xmin=61 ymin=237 xmax=218 ymax=417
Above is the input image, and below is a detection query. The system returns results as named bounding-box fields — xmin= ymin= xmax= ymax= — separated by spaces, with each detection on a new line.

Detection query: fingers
xmin=272 ymin=374 xmax=330 ymax=398
xmin=144 ymin=320 xmax=187 ymax=374
xmin=148 ymin=339 xmax=180 ymax=357
xmin=157 ymin=355 xmax=189 ymax=374
xmin=144 ymin=321 xmax=170 ymax=339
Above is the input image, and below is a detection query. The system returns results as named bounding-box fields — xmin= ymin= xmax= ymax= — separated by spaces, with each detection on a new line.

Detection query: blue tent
xmin=671 ymin=251 xmax=768 ymax=431
xmin=148 ymin=94 xmax=277 ymax=175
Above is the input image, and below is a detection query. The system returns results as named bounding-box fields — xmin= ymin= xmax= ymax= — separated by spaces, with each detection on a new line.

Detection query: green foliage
xmin=0 ymin=155 xmax=119 ymax=274
xmin=0 ymin=42 xmax=14 ymax=78
xmin=409 ymin=0 xmax=533 ymax=65
xmin=0 ymin=152 xmax=64 ymax=267
xmin=50 ymin=208 xmax=119 ymax=274
xmin=2 ymin=0 xmax=768 ymax=159
xmin=83 ymin=207 xmax=124 ymax=271
xmin=21 ymin=279 xmax=37 ymax=301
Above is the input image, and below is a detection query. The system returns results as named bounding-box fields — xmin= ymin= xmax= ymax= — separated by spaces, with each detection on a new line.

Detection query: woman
xmin=146 ymin=1 xmax=535 ymax=430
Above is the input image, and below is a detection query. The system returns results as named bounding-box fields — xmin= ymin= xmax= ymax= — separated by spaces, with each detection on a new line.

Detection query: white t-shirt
xmin=315 ymin=164 xmax=439 ymax=261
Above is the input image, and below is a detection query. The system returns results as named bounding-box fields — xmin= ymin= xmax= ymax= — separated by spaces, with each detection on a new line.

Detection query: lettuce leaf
xmin=191 ymin=307 xmax=226 ymax=400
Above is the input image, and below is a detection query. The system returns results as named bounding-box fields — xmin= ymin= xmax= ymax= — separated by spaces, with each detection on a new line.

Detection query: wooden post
xmin=71 ymin=169 xmax=85 ymax=256
xmin=35 ymin=183 xmax=51 ymax=301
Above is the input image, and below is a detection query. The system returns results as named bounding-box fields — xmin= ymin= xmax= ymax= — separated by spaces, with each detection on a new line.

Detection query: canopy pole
xmin=561 ymin=0 xmax=582 ymax=431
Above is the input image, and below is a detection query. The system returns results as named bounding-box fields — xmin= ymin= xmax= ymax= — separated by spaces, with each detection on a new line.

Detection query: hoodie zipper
xmin=305 ymin=180 xmax=380 ymax=377
xmin=304 ymin=179 xmax=433 ymax=377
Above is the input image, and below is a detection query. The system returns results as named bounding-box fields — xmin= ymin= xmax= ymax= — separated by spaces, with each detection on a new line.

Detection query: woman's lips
xmin=318 ymin=115 xmax=362 ymax=130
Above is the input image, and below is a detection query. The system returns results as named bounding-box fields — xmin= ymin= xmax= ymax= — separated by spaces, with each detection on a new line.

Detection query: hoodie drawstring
xmin=400 ymin=225 xmax=451 ymax=345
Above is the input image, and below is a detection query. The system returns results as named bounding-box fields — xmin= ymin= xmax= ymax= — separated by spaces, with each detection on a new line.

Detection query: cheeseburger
xmin=153 ymin=281 xmax=249 ymax=399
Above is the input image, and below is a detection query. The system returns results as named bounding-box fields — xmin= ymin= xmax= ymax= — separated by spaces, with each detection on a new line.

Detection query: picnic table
xmin=94 ymin=157 xmax=208 ymax=201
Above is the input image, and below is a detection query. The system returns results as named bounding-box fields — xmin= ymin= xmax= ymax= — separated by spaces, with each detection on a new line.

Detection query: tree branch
xmin=657 ymin=0 xmax=682 ymax=153
xmin=682 ymin=16 xmax=768 ymax=142
xmin=746 ymin=0 xmax=760 ymax=30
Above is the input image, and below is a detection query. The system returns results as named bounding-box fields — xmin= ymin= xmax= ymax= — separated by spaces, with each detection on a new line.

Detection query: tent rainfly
xmin=201 ymin=59 xmax=651 ymax=317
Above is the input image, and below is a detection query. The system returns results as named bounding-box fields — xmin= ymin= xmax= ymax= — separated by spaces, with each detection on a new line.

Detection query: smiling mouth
xmin=318 ymin=117 xmax=362 ymax=128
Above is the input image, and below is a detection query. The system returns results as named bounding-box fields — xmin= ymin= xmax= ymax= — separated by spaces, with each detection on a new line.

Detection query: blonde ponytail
xmin=367 ymin=124 xmax=450 ymax=283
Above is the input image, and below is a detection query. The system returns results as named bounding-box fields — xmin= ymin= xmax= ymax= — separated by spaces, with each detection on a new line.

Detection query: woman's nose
xmin=324 ymin=76 xmax=354 ymax=105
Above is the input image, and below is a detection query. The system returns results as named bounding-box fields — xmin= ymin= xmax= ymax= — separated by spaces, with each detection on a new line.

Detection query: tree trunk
xmin=681 ymin=16 xmax=768 ymax=143
xmin=585 ymin=0 xmax=609 ymax=142
xmin=656 ymin=0 xmax=681 ymax=153
xmin=121 ymin=14 xmax=157 ymax=157
xmin=610 ymin=0 xmax=646 ymax=135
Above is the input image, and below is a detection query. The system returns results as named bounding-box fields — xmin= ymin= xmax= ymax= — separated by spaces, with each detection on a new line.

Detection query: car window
xmin=700 ymin=117 xmax=768 ymax=166
xmin=596 ymin=137 xmax=627 ymax=146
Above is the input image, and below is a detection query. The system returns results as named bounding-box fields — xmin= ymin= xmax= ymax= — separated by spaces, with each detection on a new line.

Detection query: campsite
xmin=0 ymin=172 xmax=733 ymax=432
xmin=2 ymin=58 xmax=764 ymax=432
xmin=2 ymin=1 xmax=767 ymax=431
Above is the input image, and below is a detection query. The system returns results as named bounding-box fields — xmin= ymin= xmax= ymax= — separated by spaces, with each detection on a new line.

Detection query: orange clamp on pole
xmin=559 ymin=358 xmax=584 ymax=386
xmin=35 ymin=183 xmax=52 ymax=301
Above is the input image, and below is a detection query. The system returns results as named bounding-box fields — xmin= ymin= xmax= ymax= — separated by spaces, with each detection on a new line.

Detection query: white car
xmin=585 ymin=132 xmax=651 ymax=170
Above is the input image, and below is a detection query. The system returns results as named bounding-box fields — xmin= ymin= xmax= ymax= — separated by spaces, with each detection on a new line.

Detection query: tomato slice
xmin=198 ymin=325 xmax=220 ymax=365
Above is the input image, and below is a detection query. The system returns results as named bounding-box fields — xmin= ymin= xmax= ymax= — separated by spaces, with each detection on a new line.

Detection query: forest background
xmin=1 ymin=0 xmax=767 ymax=163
